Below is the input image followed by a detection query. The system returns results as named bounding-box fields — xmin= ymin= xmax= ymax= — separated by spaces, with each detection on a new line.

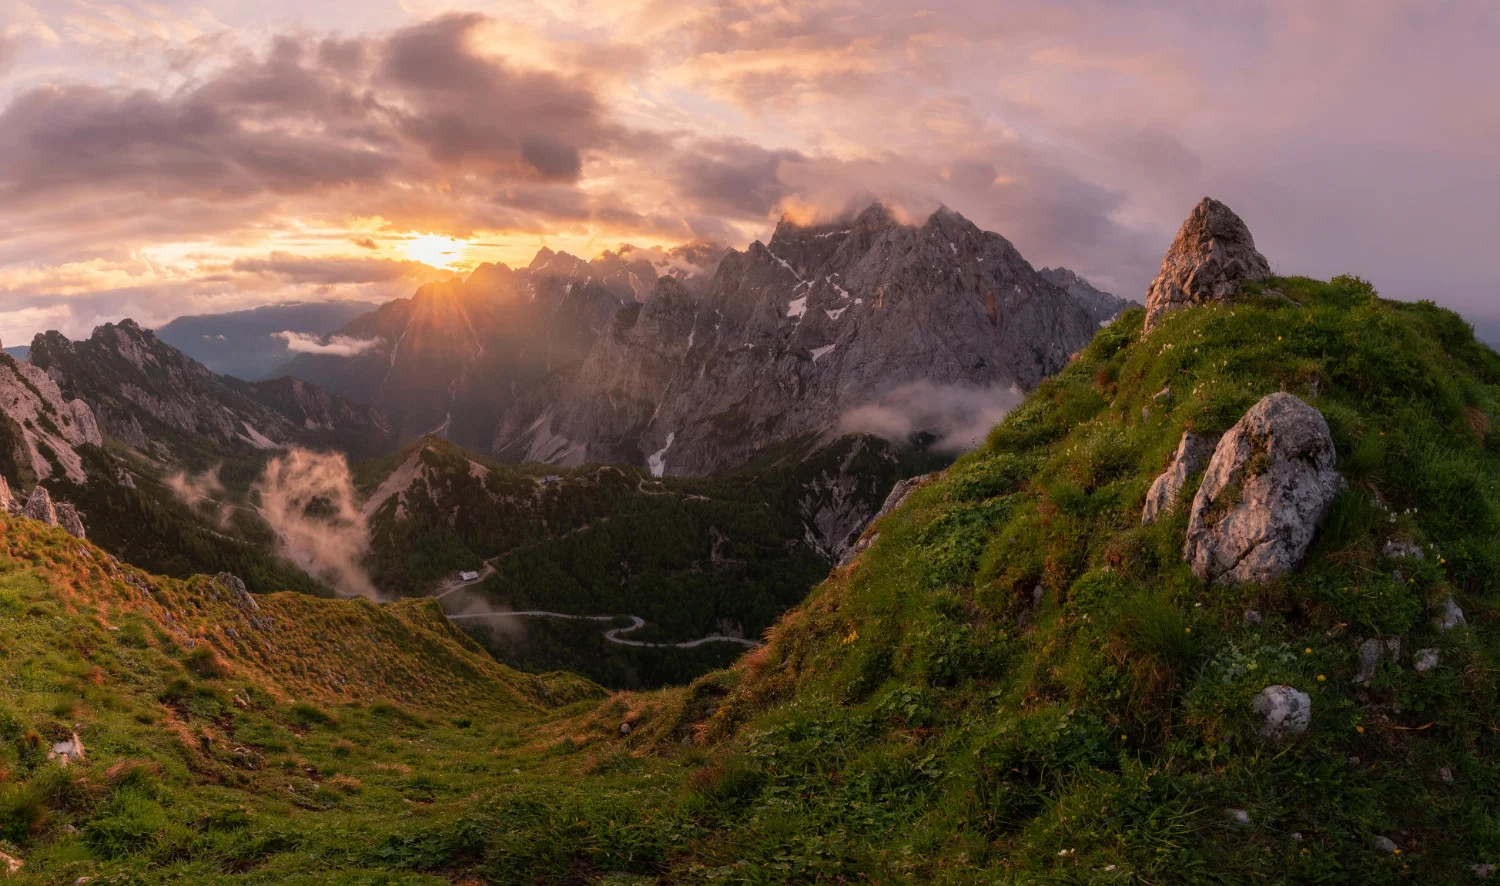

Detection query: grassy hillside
xmin=0 ymin=515 xmax=598 ymax=884
xmin=4 ymin=275 xmax=1500 ymax=883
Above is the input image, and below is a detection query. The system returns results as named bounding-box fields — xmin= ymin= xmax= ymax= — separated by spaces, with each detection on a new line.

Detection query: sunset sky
xmin=1 ymin=0 xmax=1496 ymax=345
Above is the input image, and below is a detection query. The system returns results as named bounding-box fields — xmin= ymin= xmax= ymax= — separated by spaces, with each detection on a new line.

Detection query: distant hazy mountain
xmin=1476 ymin=319 xmax=1500 ymax=349
xmin=155 ymin=301 xmax=379 ymax=381
xmin=3 ymin=345 xmax=28 ymax=361
xmin=1037 ymin=266 xmax=1138 ymax=326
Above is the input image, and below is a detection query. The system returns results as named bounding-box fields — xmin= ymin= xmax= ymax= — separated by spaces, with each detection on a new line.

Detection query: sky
xmin=1 ymin=0 xmax=1497 ymax=346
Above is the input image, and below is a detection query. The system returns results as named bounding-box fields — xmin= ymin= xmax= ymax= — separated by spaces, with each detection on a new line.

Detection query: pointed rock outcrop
xmin=54 ymin=502 xmax=86 ymax=539
xmin=1143 ymin=198 xmax=1271 ymax=334
xmin=0 ymin=475 xmax=13 ymax=513
xmin=1184 ymin=393 xmax=1341 ymax=584
xmin=214 ymin=572 xmax=259 ymax=612
xmin=22 ymin=486 xmax=57 ymax=526
xmin=1142 ymin=431 xmax=1220 ymax=524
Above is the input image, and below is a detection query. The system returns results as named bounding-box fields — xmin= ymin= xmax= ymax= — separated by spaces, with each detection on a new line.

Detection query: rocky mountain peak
xmin=1143 ymin=197 xmax=1270 ymax=333
xmin=528 ymin=246 xmax=556 ymax=271
xmin=648 ymin=274 xmax=694 ymax=307
xmin=465 ymin=261 xmax=516 ymax=297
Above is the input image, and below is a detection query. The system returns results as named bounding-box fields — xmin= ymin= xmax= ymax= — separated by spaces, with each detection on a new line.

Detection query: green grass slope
xmin=4 ymin=275 xmax=1500 ymax=883
xmin=0 ymin=515 xmax=598 ymax=884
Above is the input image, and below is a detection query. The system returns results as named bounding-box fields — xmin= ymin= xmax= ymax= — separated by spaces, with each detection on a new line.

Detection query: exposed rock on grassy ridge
xmin=1184 ymin=391 xmax=1343 ymax=584
xmin=1143 ymin=197 xmax=1272 ymax=333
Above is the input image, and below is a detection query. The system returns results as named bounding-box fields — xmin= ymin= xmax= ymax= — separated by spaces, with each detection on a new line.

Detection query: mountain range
xmin=276 ymin=204 xmax=1132 ymax=473
xmin=275 ymin=243 xmax=725 ymax=449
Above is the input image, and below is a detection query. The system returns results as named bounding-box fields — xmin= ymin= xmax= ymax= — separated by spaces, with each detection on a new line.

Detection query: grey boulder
xmin=214 ymin=572 xmax=259 ymax=612
xmin=1252 ymin=684 xmax=1311 ymax=740
xmin=1142 ymin=431 xmax=1219 ymax=525
xmin=1185 ymin=393 xmax=1341 ymax=584
xmin=1435 ymin=596 xmax=1466 ymax=631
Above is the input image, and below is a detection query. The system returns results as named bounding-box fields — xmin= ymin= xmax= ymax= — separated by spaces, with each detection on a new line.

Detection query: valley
xmin=0 ymin=203 xmax=1105 ymax=690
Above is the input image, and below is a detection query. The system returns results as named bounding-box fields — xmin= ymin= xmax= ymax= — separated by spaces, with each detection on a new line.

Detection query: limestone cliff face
xmin=491 ymin=276 xmax=701 ymax=466
xmin=497 ymin=204 xmax=1106 ymax=476
xmin=0 ymin=353 xmax=102 ymax=484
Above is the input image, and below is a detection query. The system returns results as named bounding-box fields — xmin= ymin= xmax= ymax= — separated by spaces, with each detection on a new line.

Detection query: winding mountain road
xmin=444 ymin=610 xmax=763 ymax=649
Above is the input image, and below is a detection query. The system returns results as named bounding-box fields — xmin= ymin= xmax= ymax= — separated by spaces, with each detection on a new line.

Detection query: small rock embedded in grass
xmin=1435 ymin=596 xmax=1466 ymax=631
xmin=1373 ymin=835 xmax=1400 ymax=853
xmin=1225 ymin=808 xmax=1251 ymax=827
xmin=1353 ymin=637 xmax=1401 ymax=686
xmin=1142 ymin=431 xmax=1219 ymax=525
xmin=1243 ymin=609 xmax=1263 ymax=625
xmin=48 ymin=731 xmax=86 ymax=767
xmin=1252 ymin=684 xmax=1311 ymax=740
xmin=1383 ymin=539 xmax=1424 ymax=559
xmin=1415 ymin=648 xmax=1440 ymax=674
xmin=1472 ymin=862 xmax=1495 ymax=879
xmin=1440 ymin=767 xmax=1454 ymax=783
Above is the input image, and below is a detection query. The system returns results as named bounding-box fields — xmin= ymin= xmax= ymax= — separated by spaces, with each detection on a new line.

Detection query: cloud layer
xmin=840 ymin=381 xmax=1026 ymax=454
xmin=1 ymin=0 xmax=1497 ymax=342
xmin=272 ymin=331 xmax=382 ymax=356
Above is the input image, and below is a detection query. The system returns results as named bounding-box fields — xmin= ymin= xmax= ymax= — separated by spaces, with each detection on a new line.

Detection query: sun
xmin=403 ymin=233 xmax=468 ymax=269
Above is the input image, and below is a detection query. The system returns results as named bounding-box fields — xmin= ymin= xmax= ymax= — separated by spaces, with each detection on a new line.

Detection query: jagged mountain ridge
xmin=496 ymin=203 xmax=1129 ymax=475
xmin=28 ymin=320 xmax=393 ymax=462
xmin=275 ymin=243 xmax=726 ymax=447
xmin=273 ymin=209 xmax=1118 ymax=473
